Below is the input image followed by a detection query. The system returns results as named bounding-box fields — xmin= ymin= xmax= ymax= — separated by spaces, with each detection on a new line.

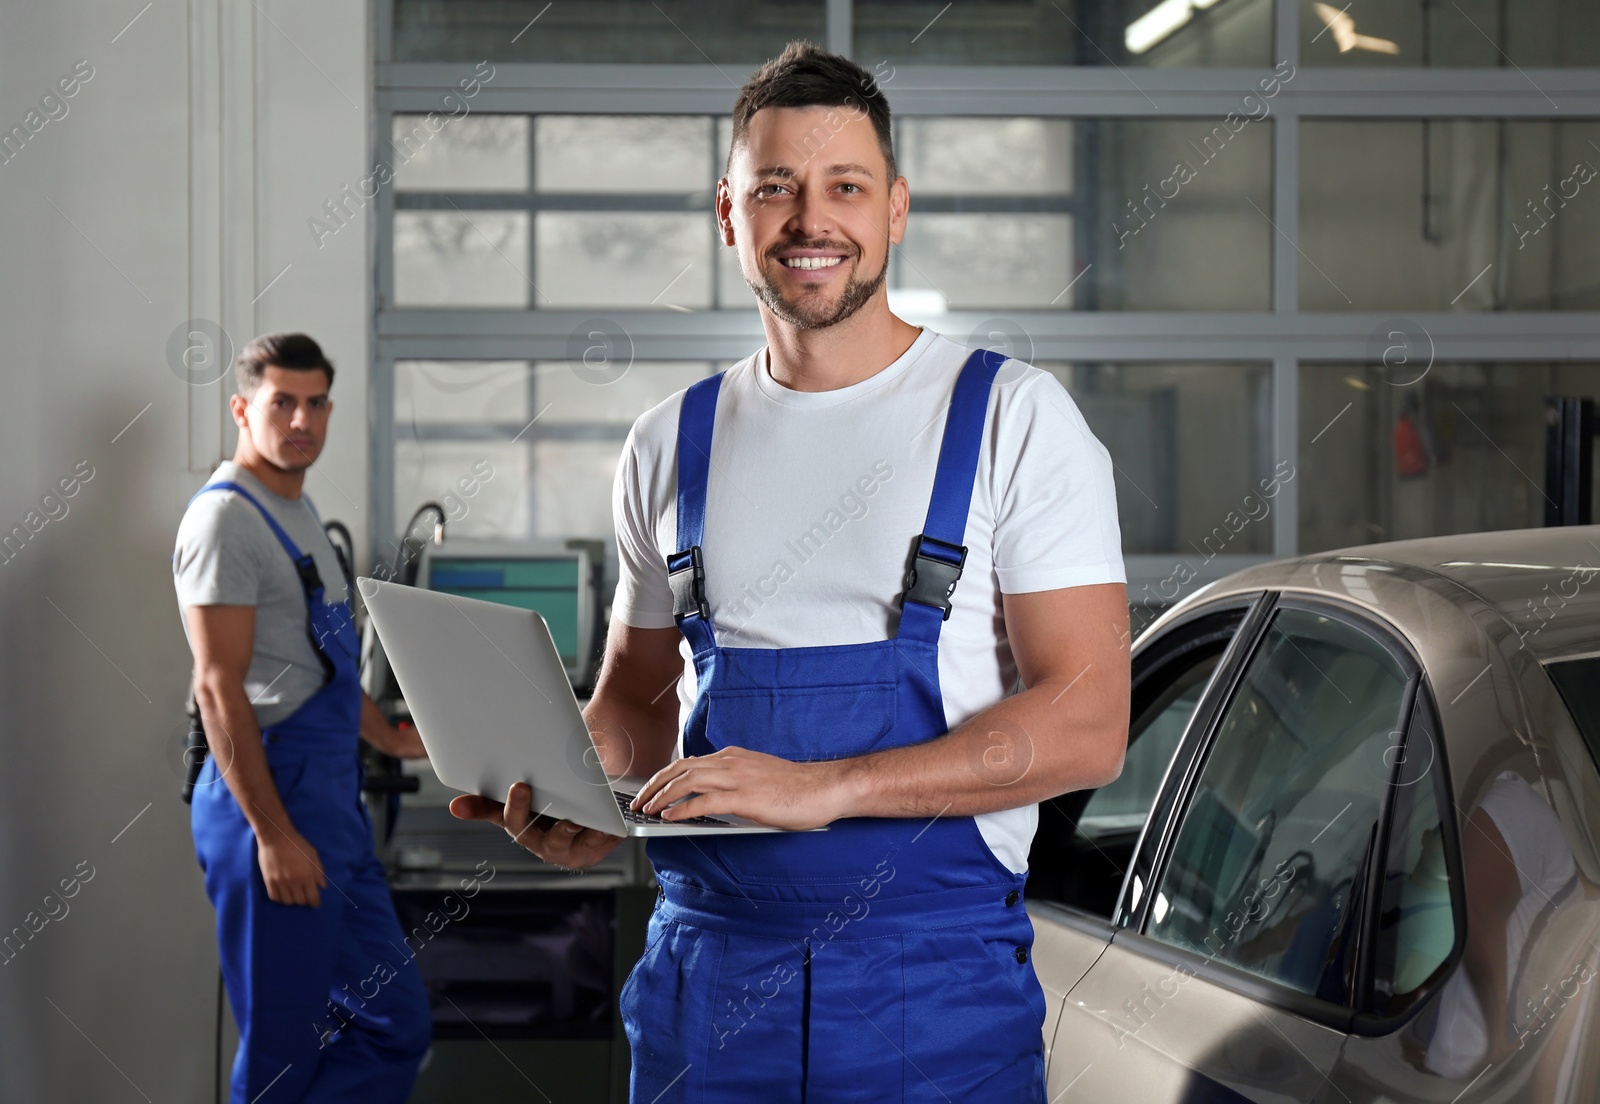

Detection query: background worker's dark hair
xmin=728 ymin=40 xmax=895 ymax=178
xmin=234 ymin=332 xmax=335 ymax=396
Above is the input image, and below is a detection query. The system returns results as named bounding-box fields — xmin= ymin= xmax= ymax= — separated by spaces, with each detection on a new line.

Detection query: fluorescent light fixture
xmin=1126 ymin=0 xmax=1193 ymax=55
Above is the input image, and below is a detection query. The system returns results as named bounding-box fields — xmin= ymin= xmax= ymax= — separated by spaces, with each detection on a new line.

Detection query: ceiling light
xmin=1126 ymin=0 xmax=1194 ymax=55
xmin=1313 ymin=2 xmax=1401 ymax=55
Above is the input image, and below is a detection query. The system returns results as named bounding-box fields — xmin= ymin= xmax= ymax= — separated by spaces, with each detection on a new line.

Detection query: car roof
xmin=1199 ymin=525 xmax=1600 ymax=664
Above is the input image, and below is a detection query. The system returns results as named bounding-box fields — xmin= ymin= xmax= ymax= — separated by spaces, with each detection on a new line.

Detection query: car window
xmin=1144 ymin=606 xmax=1412 ymax=1005
xmin=1367 ymin=690 xmax=1460 ymax=1019
xmin=1547 ymin=656 xmax=1600 ymax=765
xmin=1029 ymin=607 xmax=1242 ymax=919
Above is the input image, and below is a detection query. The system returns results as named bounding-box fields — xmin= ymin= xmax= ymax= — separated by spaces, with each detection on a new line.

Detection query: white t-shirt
xmin=611 ymin=328 xmax=1126 ymax=872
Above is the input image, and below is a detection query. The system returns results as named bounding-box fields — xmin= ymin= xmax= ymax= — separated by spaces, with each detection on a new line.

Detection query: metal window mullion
xmin=1272 ymin=354 xmax=1298 ymax=557
xmin=375 ymin=114 xmax=397 ymax=314
xmin=395 ymin=423 xmax=631 ymax=443
xmin=1273 ymin=0 xmax=1299 ymax=69
xmin=528 ymin=110 xmax=539 ymax=309
xmin=377 ymin=65 xmax=1600 ymax=117
xmin=828 ymin=0 xmax=852 ymax=59
xmin=373 ymin=310 xmax=1600 ymax=360
xmin=1271 ymin=111 xmax=1298 ymax=315
xmin=370 ymin=353 xmax=397 ymax=560
xmin=527 ymin=359 xmax=539 ymax=537
xmin=376 ymin=0 xmax=394 ymax=66
xmin=527 ymin=118 xmax=540 ymax=536
xmin=709 ymin=115 xmax=722 ymax=310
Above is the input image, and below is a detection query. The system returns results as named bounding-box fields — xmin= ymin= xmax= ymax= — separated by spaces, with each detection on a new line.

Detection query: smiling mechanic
xmin=451 ymin=41 xmax=1131 ymax=1102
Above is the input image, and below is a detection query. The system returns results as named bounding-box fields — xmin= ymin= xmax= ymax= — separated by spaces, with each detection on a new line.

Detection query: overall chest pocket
xmin=703 ymin=682 xmax=899 ymax=762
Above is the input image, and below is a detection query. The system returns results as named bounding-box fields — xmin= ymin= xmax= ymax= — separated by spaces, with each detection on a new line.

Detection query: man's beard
xmin=745 ymin=244 xmax=888 ymax=331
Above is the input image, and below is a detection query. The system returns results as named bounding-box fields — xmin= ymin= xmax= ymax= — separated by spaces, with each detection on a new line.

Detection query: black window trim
xmin=1114 ymin=590 xmax=1466 ymax=1035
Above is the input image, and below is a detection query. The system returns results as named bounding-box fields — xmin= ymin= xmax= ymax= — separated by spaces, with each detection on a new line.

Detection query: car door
xmin=1027 ymin=595 xmax=1257 ymax=1069
xmin=1049 ymin=595 xmax=1424 ymax=1102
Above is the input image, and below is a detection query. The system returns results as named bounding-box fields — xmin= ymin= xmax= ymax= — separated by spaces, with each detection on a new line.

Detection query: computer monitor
xmin=419 ymin=540 xmax=597 ymax=689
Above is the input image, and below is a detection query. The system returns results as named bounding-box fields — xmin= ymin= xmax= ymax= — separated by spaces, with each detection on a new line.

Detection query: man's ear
xmin=228 ymin=393 xmax=250 ymax=429
xmin=715 ymin=177 xmax=736 ymax=246
xmin=887 ymin=175 xmax=910 ymax=246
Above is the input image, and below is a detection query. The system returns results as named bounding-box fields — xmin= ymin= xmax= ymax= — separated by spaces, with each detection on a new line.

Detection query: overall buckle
xmin=902 ymin=534 xmax=966 ymax=621
xmin=668 ymin=546 xmax=710 ymax=622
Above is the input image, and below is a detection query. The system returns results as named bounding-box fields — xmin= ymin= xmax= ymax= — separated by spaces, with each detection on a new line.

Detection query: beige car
xmin=1029 ymin=526 xmax=1600 ymax=1103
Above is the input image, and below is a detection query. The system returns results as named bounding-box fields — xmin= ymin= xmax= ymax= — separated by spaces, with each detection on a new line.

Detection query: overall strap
xmin=897 ymin=348 xmax=1007 ymax=645
xmin=668 ymin=373 xmax=724 ymax=653
xmin=190 ymin=481 xmax=326 ymax=602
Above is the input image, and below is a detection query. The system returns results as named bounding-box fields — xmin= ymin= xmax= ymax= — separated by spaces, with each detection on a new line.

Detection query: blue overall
xmin=188 ymin=482 xmax=431 ymax=1104
xmin=621 ymin=350 xmax=1048 ymax=1102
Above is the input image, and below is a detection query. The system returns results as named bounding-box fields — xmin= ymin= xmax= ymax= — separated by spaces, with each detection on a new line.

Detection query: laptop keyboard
xmin=613 ymin=789 xmax=732 ymax=827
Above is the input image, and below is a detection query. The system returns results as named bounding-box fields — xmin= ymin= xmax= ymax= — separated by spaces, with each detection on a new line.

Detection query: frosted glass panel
xmin=537 ymin=116 xmax=712 ymax=194
xmin=395 ymin=441 xmax=532 ymax=539
xmin=391 ymin=115 xmax=529 ymax=192
xmin=899 ymin=118 xmax=1073 ymax=196
xmin=394 ymin=211 xmax=532 ymax=307
xmin=535 ymin=362 xmax=711 ymax=423
xmin=897 ymin=214 xmax=1074 ymax=310
xmin=535 ymin=212 xmax=712 ymax=309
xmin=395 ymin=361 xmax=531 ymax=425
xmin=535 ymin=440 xmax=624 ymax=538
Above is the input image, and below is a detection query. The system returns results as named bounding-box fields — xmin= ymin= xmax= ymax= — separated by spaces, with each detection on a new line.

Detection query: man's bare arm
xmin=185 ymin=604 xmax=327 ymax=906
xmin=359 ymin=691 xmax=427 ymax=758
xmin=449 ymin=619 xmax=684 ymax=868
xmin=632 ymin=583 xmax=1131 ymax=828
xmin=583 ymin=621 xmax=685 ymax=779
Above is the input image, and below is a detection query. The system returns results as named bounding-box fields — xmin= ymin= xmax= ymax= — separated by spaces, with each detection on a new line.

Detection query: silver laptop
xmin=360 ymin=579 xmax=781 ymax=836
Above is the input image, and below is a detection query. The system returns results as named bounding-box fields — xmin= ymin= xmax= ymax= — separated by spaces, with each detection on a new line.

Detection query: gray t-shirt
xmin=173 ymin=462 xmax=351 ymax=728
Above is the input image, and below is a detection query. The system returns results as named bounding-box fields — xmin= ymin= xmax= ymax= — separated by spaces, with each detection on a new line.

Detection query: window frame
xmin=1114 ymin=590 xmax=1465 ymax=1033
xmin=372 ymin=0 xmax=1600 ymax=567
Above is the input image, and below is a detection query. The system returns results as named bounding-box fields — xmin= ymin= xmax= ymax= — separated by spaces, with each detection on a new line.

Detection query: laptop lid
xmin=359 ymin=579 xmax=629 ymax=835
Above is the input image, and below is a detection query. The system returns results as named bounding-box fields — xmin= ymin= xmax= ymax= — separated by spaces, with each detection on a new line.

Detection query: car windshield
xmin=1546 ymin=656 xmax=1600 ymax=765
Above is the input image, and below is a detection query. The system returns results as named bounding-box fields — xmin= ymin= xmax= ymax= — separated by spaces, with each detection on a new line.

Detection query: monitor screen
xmin=426 ymin=557 xmax=581 ymax=663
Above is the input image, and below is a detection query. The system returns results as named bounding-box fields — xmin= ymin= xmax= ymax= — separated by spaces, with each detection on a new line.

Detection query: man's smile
xmin=772 ymin=247 xmax=853 ymax=283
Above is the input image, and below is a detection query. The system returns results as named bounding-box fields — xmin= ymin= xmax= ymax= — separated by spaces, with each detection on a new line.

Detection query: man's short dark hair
xmin=728 ymin=40 xmax=895 ymax=179
xmin=234 ymin=332 xmax=335 ymax=396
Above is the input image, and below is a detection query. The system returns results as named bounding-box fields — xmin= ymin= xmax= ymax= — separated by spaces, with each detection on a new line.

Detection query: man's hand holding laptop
xmin=451 ymin=783 xmax=624 ymax=871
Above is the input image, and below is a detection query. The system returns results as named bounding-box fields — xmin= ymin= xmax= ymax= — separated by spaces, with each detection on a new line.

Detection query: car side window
xmin=1144 ymin=606 xmax=1412 ymax=1005
xmin=1029 ymin=607 xmax=1242 ymax=919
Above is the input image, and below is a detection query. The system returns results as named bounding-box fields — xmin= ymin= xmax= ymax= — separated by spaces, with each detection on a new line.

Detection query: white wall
xmin=0 ymin=2 xmax=370 ymax=1099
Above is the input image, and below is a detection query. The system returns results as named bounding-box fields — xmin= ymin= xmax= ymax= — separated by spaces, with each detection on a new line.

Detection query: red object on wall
xmin=1394 ymin=412 xmax=1429 ymax=477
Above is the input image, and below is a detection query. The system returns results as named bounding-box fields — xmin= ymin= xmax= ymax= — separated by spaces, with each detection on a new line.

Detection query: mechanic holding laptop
xmin=450 ymin=41 xmax=1132 ymax=1102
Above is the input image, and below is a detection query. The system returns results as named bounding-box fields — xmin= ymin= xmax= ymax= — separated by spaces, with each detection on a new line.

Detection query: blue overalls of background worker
xmin=175 ymin=333 xmax=432 ymax=1103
